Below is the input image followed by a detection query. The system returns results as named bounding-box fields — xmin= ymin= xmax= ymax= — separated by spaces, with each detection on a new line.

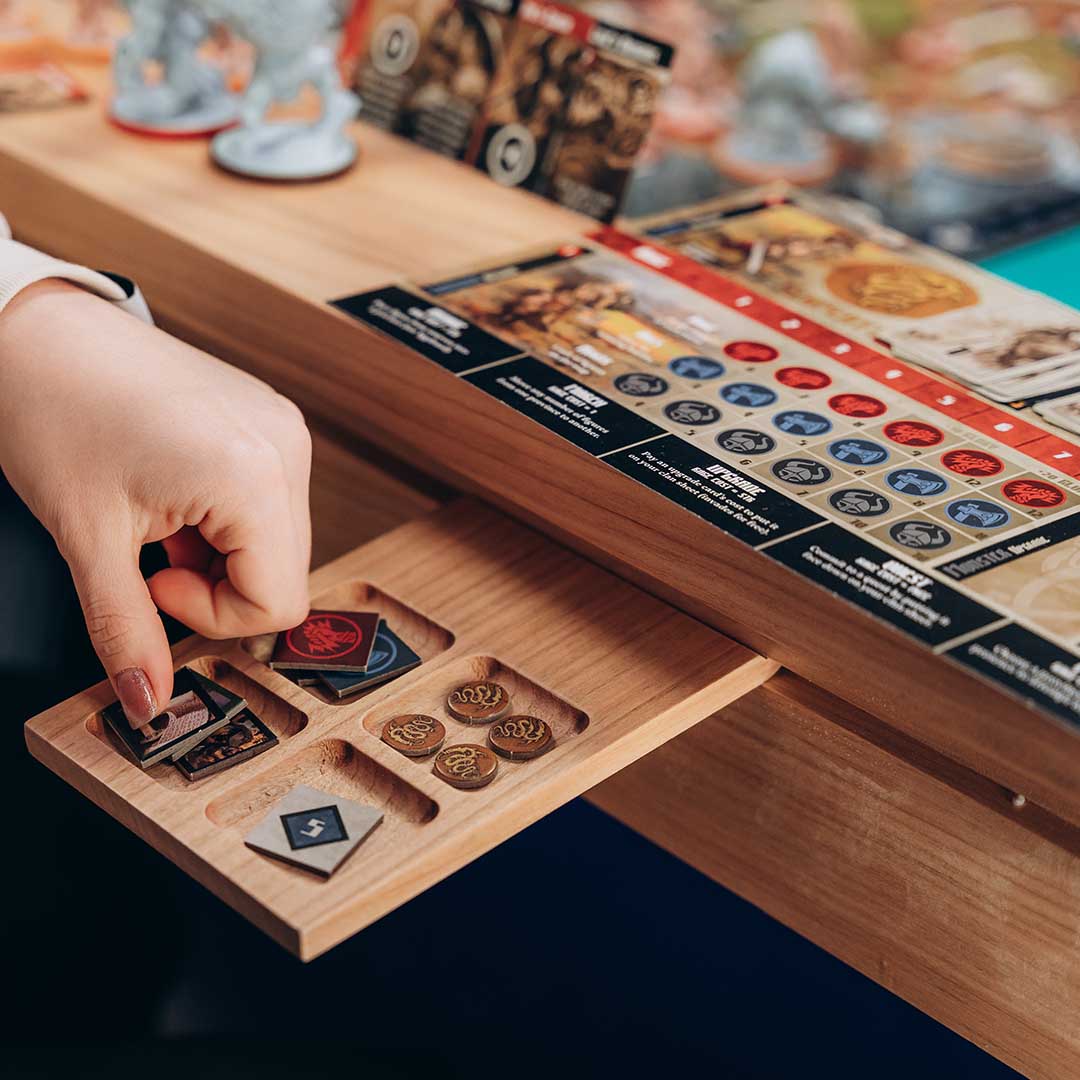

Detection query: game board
xmin=335 ymin=187 xmax=1080 ymax=737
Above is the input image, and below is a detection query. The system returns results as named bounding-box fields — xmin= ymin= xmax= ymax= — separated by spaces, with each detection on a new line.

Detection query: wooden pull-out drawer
xmin=25 ymin=499 xmax=774 ymax=960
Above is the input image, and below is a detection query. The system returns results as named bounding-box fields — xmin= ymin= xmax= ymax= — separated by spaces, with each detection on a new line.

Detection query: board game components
xmin=381 ymin=713 xmax=446 ymax=758
xmin=274 ymin=670 xmax=322 ymax=687
xmin=269 ymin=615 xmax=423 ymax=700
xmin=445 ymin=679 xmax=510 ymax=723
xmin=1035 ymin=391 xmax=1080 ymax=435
xmin=432 ymin=743 xmax=499 ymax=789
xmin=208 ymin=1 xmax=360 ymax=181
xmin=111 ymin=0 xmax=239 ymax=136
xmin=317 ymin=622 xmax=422 ymax=698
xmin=353 ymin=0 xmax=520 ymax=162
xmin=270 ymin=609 xmax=380 ymax=673
xmin=487 ymin=714 xmax=553 ymax=760
xmin=174 ymin=709 xmax=279 ymax=781
xmin=244 ymin=784 xmax=384 ymax=877
xmin=334 ymin=182 xmax=1080 ymax=732
xmin=104 ymin=666 xmax=245 ymax=769
xmin=348 ymin=0 xmax=672 ymax=221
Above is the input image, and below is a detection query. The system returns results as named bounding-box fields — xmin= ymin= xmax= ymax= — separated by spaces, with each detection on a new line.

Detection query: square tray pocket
xmin=362 ymin=655 xmax=589 ymax=775
xmin=205 ymin=738 xmax=438 ymax=831
xmin=85 ymin=657 xmax=309 ymax=791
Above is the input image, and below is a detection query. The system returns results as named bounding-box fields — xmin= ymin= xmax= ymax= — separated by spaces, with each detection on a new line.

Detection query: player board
xmin=333 ymin=188 xmax=1080 ymax=736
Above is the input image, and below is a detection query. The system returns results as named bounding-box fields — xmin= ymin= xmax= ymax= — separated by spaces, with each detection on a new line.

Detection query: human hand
xmin=0 ymin=281 xmax=312 ymax=728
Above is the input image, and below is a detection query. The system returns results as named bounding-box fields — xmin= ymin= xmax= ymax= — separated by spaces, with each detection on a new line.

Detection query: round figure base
xmin=211 ymin=122 xmax=358 ymax=181
xmin=110 ymin=92 xmax=239 ymax=138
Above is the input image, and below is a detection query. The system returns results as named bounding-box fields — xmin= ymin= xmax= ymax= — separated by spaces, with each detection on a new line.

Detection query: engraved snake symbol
xmin=442 ymin=746 xmax=483 ymax=778
xmin=497 ymin=718 xmax=544 ymax=743
xmin=390 ymin=716 xmax=436 ymax=745
xmin=452 ymin=683 xmax=502 ymax=708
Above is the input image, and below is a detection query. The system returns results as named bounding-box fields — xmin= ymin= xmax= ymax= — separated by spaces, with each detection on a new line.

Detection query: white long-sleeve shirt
xmin=0 ymin=212 xmax=151 ymax=321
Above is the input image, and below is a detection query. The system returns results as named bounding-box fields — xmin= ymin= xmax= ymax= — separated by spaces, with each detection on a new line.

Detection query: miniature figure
xmin=205 ymin=0 xmax=359 ymax=180
xmin=112 ymin=0 xmax=237 ymax=135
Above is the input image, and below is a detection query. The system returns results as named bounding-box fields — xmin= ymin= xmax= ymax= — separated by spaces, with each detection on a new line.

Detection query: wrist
xmin=0 ymin=280 xmax=114 ymax=412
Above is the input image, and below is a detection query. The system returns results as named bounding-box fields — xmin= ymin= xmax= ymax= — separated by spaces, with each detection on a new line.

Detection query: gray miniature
xmin=718 ymin=28 xmax=885 ymax=184
xmin=204 ymin=0 xmax=360 ymax=180
xmin=112 ymin=0 xmax=238 ymax=135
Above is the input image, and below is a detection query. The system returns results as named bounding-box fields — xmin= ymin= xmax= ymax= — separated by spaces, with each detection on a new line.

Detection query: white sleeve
xmin=0 ymin=212 xmax=153 ymax=324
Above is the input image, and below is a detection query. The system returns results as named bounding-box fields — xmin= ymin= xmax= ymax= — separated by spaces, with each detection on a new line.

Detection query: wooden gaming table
xmin=5 ymin=68 xmax=1080 ymax=1078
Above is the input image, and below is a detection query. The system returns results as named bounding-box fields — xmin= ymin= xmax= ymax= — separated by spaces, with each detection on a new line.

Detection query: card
xmin=273 ymin=669 xmax=322 ymax=686
xmin=471 ymin=0 xmax=671 ymax=221
xmin=469 ymin=2 xmax=587 ymax=193
xmin=270 ymin=610 xmax=380 ymax=672
xmin=317 ymin=621 xmax=422 ymax=698
xmin=891 ymin=300 xmax=1080 ymax=387
xmin=174 ymin=709 xmax=278 ymax=782
xmin=350 ymin=0 xmax=455 ymax=134
xmin=0 ymin=61 xmax=87 ymax=114
xmin=103 ymin=667 xmax=246 ymax=770
xmin=1035 ymin=390 xmax=1080 ymax=434
xmin=425 ymin=245 xmax=738 ymax=383
xmin=536 ymin=36 xmax=668 ymax=222
xmin=402 ymin=0 xmax=521 ymax=161
xmin=637 ymin=195 xmax=993 ymax=336
xmin=244 ymin=784 xmax=384 ymax=877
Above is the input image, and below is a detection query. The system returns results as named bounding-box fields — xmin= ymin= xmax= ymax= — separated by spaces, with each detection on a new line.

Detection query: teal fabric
xmin=980 ymin=226 xmax=1080 ymax=306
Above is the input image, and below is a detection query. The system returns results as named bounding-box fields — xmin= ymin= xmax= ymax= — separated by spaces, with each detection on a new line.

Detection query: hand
xmin=0 ymin=281 xmax=312 ymax=727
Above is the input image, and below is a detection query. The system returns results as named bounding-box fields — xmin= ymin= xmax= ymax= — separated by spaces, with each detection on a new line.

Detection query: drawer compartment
xmin=25 ymin=499 xmax=775 ymax=959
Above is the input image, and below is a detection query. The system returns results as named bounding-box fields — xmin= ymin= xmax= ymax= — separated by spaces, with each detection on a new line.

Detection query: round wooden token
xmin=445 ymin=680 xmax=510 ymax=724
xmin=381 ymin=714 xmax=446 ymax=758
xmin=488 ymin=715 xmax=554 ymax=761
xmin=432 ymin=743 xmax=499 ymax=790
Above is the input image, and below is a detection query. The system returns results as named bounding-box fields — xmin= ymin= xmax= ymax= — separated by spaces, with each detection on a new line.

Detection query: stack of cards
xmin=1034 ymin=390 xmax=1080 ymax=435
xmin=889 ymin=295 xmax=1080 ymax=405
xmin=104 ymin=667 xmax=279 ymax=781
xmin=269 ymin=610 xmax=423 ymax=699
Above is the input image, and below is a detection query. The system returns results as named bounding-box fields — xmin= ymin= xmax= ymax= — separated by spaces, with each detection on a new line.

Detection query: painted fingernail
xmin=115 ymin=667 xmax=157 ymax=729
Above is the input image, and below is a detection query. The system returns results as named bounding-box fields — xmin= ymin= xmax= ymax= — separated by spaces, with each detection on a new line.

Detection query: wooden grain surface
xmin=590 ymin=671 xmax=1080 ymax=1080
xmin=303 ymin=420 xmax=1080 ymax=1077
xmin=307 ymin=418 xmax=449 ymax=567
xmin=25 ymin=499 xmax=773 ymax=959
xmin=2 ymin=70 xmax=1074 ymax=825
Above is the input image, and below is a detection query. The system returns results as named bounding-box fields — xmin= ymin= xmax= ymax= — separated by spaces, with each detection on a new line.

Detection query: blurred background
xmin=12 ymin=1 xmax=1080 ymax=253
xmin=594 ymin=0 xmax=1080 ymax=255
xmin=0 ymin=2 xmax=1065 ymax=1076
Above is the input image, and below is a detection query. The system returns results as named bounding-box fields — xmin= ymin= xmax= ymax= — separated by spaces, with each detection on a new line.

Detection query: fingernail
xmin=115 ymin=667 xmax=157 ymax=729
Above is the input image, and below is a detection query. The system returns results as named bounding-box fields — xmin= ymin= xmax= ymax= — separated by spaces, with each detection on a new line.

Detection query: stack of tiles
xmin=269 ymin=609 xmax=422 ymax=700
xmin=104 ymin=667 xmax=279 ymax=782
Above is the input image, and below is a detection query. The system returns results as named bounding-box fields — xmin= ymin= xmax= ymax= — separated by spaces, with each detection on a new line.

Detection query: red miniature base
xmin=106 ymin=106 xmax=236 ymax=140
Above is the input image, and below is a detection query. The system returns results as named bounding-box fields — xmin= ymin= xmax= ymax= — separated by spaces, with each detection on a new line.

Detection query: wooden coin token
xmin=488 ymin=715 xmax=554 ymax=761
xmin=381 ymin=714 xmax=446 ymax=758
xmin=445 ymin=680 xmax=510 ymax=724
xmin=432 ymin=743 xmax=499 ymax=790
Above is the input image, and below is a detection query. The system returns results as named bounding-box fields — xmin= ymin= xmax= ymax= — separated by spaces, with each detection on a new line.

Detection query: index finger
xmin=148 ymin=490 xmax=310 ymax=638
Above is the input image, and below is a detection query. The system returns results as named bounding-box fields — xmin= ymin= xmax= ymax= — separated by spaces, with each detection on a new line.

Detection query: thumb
xmin=64 ymin=528 xmax=174 ymax=730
